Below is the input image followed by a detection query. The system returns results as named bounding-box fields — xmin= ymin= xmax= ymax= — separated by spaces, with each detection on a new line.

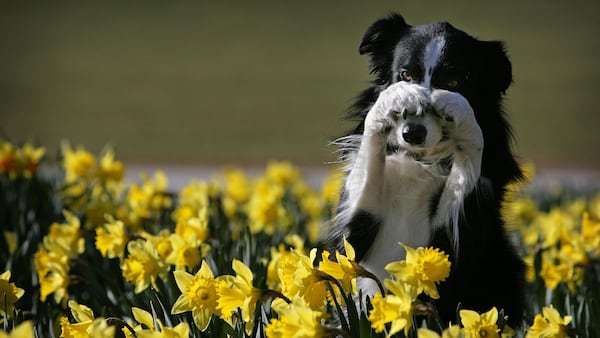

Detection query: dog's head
xmin=358 ymin=13 xmax=512 ymax=110
xmin=350 ymin=13 xmax=521 ymax=184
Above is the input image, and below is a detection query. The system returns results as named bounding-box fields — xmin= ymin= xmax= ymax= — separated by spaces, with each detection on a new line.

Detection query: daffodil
xmin=165 ymin=234 xmax=209 ymax=271
xmin=174 ymin=207 xmax=209 ymax=243
xmin=265 ymin=161 xmax=300 ymax=187
xmin=535 ymin=209 xmax=576 ymax=249
xmin=60 ymin=300 xmax=116 ymax=338
xmin=216 ymin=259 xmax=262 ymax=333
xmin=222 ymin=168 xmax=251 ymax=204
xmin=385 ymin=244 xmax=451 ymax=299
xmin=121 ymin=239 xmax=169 ymax=293
xmin=319 ymin=237 xmax=361 ymax=293
xmin=95 ymin=217 xmax=128 ymax=260
xmin=61 ymin=143 xmax=96 ymax=183
xmin=136 ymin=322 xmax=190 ymax=338
xmin=460 ymin=307 xmax=501 ymax=338
xmin=171 ymin=261 xmax=219 ymax=331
xmin=0 ymin=140 xmax=17 ymax=176
xmin=123 ymin=171 xmax=172 ymax=229
xmin=369 ymin=279 xmax=417 ymax=337
xmin=278 ymin=248 xmax=329 ymax=309
xmin=247 ymin=178 xmax=288 ymax=235
xmin=47 ymin=210 xmax=85 ymax=258
xmin=15 ymin=142 xmax=46 ymax=178
xmin=95 ymin=148 xmax=124 ymax=183
xmin=0 ymin=321 xmax=34 ymax=338
xmin=581 ymin=212 xmax=600 ymax=256
xmin=178 ymin=180 xmax=210 ymax=210
xmin=539 ymin=255 xmax=570 ymax=290
xmin=265 ymin=296 xmax=329 ymax=338
xmin=0 ymin=271 xmax=25 ymax=318
xmin=38 ymin=254 xmax=70 ymax=305
xmin=526 ymin=306 xmax=572 ymax=338
xmin=320 ymin=169 xmax=344 ymax=208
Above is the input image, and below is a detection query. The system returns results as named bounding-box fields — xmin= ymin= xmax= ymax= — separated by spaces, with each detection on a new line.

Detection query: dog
xmin=328 ymin=13 xmax=526 ymax=327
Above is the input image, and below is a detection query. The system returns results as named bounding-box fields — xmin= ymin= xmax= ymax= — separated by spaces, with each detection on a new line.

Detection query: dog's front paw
xmin=430 ymin=89 xmax=474 ymax=126
xmin=431 ymin=89 xmax=483 ymax=149
xmin=364 ymin=82 xmax=430 ymax=136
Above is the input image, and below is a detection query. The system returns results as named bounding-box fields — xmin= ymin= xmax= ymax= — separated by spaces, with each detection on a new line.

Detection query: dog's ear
xmin=479 ymin=40 xmax=513 ymax=94
xmin=359 ymin=13 xmax=411 ymax=77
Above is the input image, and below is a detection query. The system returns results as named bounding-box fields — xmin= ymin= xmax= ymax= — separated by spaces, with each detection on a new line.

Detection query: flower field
xmin=1 ymin=139 xmax=599 ymax=338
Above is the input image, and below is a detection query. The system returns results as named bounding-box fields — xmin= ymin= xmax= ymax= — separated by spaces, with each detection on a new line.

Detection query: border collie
xmin=328 ymin=13 xmax=525 ymax=326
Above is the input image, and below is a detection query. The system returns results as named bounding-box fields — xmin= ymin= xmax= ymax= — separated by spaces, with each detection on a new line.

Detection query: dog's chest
xmin=361 ymin=155 xmax=446 ymax=279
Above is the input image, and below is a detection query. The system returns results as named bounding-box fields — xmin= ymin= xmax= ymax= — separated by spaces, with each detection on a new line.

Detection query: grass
xmin=1 ymin=1 xmax=599 ymax=167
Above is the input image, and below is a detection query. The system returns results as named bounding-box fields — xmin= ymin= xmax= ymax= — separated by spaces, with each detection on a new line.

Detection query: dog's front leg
xmin=431 ymin=89 xmax=484 ymax=243
xmin=339 ymin=82 xmax=430 ymax=258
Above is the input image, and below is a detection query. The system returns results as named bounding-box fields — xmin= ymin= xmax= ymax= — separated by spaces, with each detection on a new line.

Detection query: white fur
xmin=339 ymin=82 xmax=483 ymax=297
xmin=423 ymin=36 xmax=446 ymax=89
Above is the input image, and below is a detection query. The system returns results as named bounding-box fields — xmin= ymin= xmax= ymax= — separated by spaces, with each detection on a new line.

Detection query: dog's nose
xmin=402 ymin=123 xmax=427 ymax=145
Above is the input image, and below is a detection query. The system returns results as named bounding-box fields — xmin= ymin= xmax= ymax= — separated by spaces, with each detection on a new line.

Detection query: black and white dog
xmin=329 ymin=13 xmax=525 ymax=326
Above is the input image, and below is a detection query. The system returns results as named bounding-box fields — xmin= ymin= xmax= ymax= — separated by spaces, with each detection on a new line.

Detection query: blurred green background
xmin=1 ymin=1 xmax=599 ymax=168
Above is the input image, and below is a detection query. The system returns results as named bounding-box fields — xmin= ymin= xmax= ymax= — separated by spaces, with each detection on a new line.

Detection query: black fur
xmin=329 ymin=13 xmax=526 ymax=327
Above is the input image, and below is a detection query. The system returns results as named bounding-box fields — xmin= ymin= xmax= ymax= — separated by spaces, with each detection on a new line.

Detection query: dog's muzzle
xmin=402 ymin=122 xmax=427 ymax=145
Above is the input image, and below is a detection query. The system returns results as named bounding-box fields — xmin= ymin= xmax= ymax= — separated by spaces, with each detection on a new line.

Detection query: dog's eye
xmin=399 ymin=70 xmax=413 ymax=82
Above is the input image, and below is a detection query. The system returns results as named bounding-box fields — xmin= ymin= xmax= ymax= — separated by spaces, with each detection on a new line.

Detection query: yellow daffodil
xmin=15 ymin=142 xmax=46 ymax=178
xmin=267 ymin=244 xmax=289 ymax=291
xmin=47 ymin=210 xmax=85 ymax=258
xmin=278 ymin=248 xmax=329 ymax=309
xmin=216 ymin=259 xmax=262 ymax=333
xmin=60 ymin=300 xmax=116 ymax=338
xmin=385 ymin=244 xmax=451 ymax=299
xmin=535 ymin=209 xmax=576 ymax=249
xmin=460 ymin=307 xmax=501 ymax=338
xmin=266 ymin=235 xmax=306 ymax=291
xmin=136 ymin=322 xmax=190 ymax=338
xmin=95 ymin=217 xmax=128 ymax=260
xmin=581 ymin=212 xmax=600 ymax=255
xmin=504 ymin=198 xmax=539 ymax=230
xmin=247 ymin=178 xmax=288 ymax=235
xmin=0 ymin=140 xmax=45 ymax=179
xmin=526 ymin=306 xmax=572 ymax=338
xmin=174 ymin=207 xmax=209 ymax=243
xmin=321 ymin=169 xmax=344 ymax=208
xmin=539 ymin=255 xmax=570 ymax=290
xmin=589 ymin=194 xmax=600 ymax=220
xmin=265 ymin=161 xmax=300 ymax=187
xmin=0 ymin=271 xmax=25 ymax=318
xmin=0 ymin=321 xmax=34 ymax=338
xmin=142 ymin=230 xmax=173 ymax=261
xmin=124 ymin=171 xmax=172 ymax=229
xmin=178 ymin=180 xmax=210 ymax=211
xmin=121 ymin=239 xmax=169 ymax=293
xmin=171 ymin=262 xmax=219 ymax=331
xmin=61 ymin=144 xmax=96 ymax=183
xmin=265 ymin=296 xmax=328 ymax=338
xmin=319 ymin=237 xmax=360 ymax=293
xmin=165 ymin=234 xmax=209 ymax=272
xmin=0 ymin=141 xmax=17 ymax=176
xmin=222 ymin=168 xmax=251 ymax=204
xmin=96 ymin=148 xmax=124 ymax=183
xmin=369 ymin=279 xmax=417 ymax=337
xmin=38 ymin=255 xmax=70 ymax=305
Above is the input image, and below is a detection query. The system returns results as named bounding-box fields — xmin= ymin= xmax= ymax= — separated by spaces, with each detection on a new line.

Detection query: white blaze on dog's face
xmin=385 ymin=36 xmax=452 ymax=158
